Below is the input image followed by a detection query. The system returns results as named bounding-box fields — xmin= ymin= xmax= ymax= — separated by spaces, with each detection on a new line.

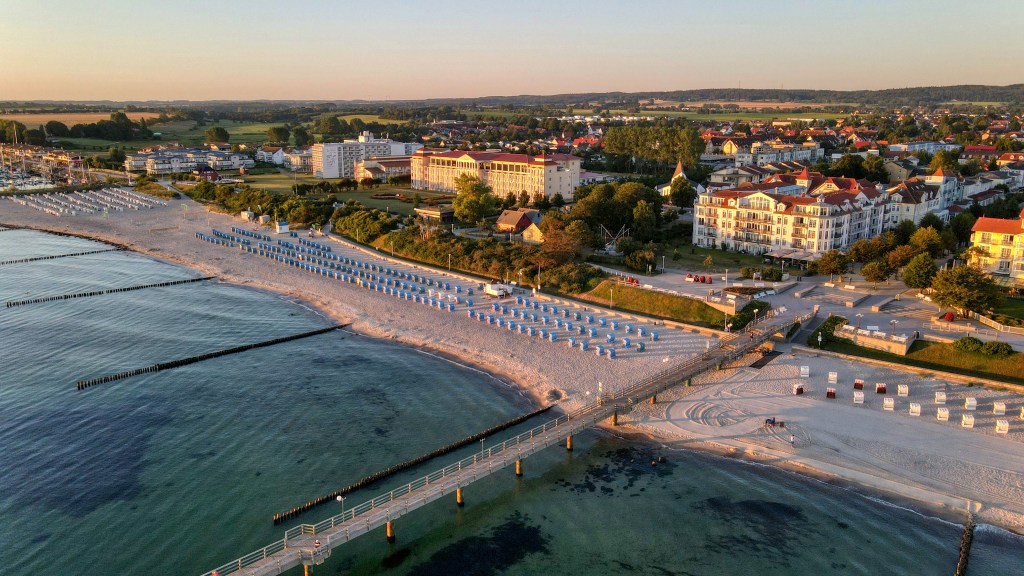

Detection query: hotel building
xmin=312 ymin=132 xmax=422 ymax=179
xmin=969 ymin=212 xmax=1024 ymax=281
xmin=410 ymin=150 xmax=581 ymax=200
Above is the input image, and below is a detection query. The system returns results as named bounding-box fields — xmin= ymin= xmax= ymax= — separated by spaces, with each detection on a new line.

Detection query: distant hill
xmin=4 ymin=84 xmax=1023 ymax=109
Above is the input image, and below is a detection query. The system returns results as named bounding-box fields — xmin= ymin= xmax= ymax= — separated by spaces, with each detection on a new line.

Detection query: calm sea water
xmin=1 ymin=229 xmax=1021 ymax=576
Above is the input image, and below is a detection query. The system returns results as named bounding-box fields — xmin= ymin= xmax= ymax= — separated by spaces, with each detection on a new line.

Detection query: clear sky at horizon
xmin=2 ymin=0 xmax=1021 ymax=101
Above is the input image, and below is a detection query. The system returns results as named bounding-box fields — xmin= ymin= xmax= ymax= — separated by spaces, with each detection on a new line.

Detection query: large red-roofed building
xmin=410 ymin=149 xmax=581 ymax=200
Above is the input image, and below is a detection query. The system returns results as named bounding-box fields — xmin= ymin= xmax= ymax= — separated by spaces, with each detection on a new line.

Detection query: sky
xmin=2 ymin=0 xmax=1022 ymax=102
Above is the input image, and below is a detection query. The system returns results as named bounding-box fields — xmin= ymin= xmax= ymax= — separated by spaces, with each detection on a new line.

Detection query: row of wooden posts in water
xmin=5 ymin=276 xmax=214 ymax=308
xmin=0 ymin=248 xmax=121 ymax=266
xmin=271 ymin=404 xmax=555 ymax=525
xmin=75 ymin=325 xmax=346 ymax=390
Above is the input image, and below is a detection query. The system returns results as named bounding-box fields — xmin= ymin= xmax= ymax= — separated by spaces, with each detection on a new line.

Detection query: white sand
xmin=7 ymin=194 xmax=1024 ymax=534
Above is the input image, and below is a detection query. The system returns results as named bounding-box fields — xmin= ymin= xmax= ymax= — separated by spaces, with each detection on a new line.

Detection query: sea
xmin=2 ymin=228 xmax=1023 ymax=576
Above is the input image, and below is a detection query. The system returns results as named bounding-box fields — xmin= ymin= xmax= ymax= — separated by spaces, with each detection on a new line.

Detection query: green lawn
xmin=238 ymin=172 xmax=319 ymax=194
xmin=660 ymin=244 xmax=768 ymax=274
xmin=580 ymin=279 xmax=725 ymax=328
xmin=826 ymin=339 xmax=1024 ymax=385
xmin=992 ymin=299 xmax=1024 ymax=320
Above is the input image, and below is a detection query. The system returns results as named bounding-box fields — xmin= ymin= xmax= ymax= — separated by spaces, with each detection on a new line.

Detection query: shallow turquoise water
xmin=1 ymin=230 xmax=1021 ymax=576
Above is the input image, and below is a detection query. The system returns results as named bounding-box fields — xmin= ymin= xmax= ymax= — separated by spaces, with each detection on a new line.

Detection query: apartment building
xmin=283 ymin=147 xmax=312 ymax=173
xmin=125 ymin=148 xmax=254 ymax=175
xmin=354 ymin=155 xmax=413 ymax=181
xmin=692 ymin=183 xmax=891 ymax=256
xmin=410 ymin=149 xmax=581 ymax=200
xmin=969 ymin=212 xmax=1024 ymax=279
xmin=312 ymin=132 xmax=422 ymax=179
xmin=733 ymin=139 xmax=825 ymax=167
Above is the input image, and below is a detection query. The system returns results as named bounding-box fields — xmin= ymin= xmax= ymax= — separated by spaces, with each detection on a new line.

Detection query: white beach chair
xmin=828 ymin=371 xmax=838 ymax=384
xmin=937 ymin=407 xmax=949 ymax=421
xmin=897 ymin=385 xmax=909 ymax=397
xmin=996 ymin=420 xmax=1010 ymax=434
xmin=853 ymin=391 xmax=864 ymax=405
xmin=965 ymin=397 xmax=977 ymax=411
xmin=909 ymin=402 xmax=921 ymax=416
xmin=993 ymin=402 xmax=1006 ymax=416
xmin=961 ymin=414 xmax=975 ymax=428
xmin=792 ymin=384 xmax=805 ymax=395
xmin=883 ymin=397 xmax=895 ymax=411
xmin=800 ymin=366 xmax=810 ymax=378
xmin=935 ymin=391 xmax=946 ymax=405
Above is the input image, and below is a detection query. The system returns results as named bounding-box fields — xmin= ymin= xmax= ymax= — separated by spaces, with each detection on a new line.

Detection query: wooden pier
xmin=201 ymin=314 xmax=808 ymax=576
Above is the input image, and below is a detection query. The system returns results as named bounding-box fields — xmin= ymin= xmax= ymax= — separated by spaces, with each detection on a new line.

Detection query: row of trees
xmin=265 ymin=125 xmax=311 ymax=146
xmin=602 ymin=125 xmax=705 ymax=169
xmin=184 ymin=181 xmax=332 ymax=226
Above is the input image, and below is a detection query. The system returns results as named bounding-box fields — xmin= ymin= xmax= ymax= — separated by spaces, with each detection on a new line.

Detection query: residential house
xmin=522 ymin=223 xmax=545 ymax=245
xmin=495 ymin=209 xmax=542 ymax=233
xmin=969 ymin=211 xmax=1024 ymax=282
xmin=256 ymin=146 xmax=285 ymax=165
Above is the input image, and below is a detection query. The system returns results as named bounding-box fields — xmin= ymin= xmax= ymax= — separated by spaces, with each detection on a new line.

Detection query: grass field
xmin=336 ymin=113 xmax=386 ymax=123
xmin=826 ymin=339 xmax=1024 ymax=385
xmin=660 ymin=244 xmax=768 ymax=274
xmin=237 ymin=175 xmax=448 ymax=216
xmin=580 ymin=279 xmax=724 ymax=328
xmin=0 ymin=111 xmax=160 ymax=127
xmin=992 ymin=298 xmax=1024 ymax=320
xmin=53 ymin=119 xmax=283 ymax=153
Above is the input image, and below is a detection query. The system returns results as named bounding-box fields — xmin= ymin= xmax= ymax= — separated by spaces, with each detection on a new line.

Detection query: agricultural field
xmin=336 ymin=113 xmax=386 ymax=124
xmin=605 ymin=108 xmax=846 ymax=121
xmin=52 ymin=119 xmax=283 ymax=153
xmin=0 ymin=111 xmax=160 ymax=127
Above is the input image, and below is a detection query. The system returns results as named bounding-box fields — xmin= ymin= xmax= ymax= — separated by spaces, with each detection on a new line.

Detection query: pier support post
xmin=566 ymin=435 xmax=573 ymax=451
xmin=611 ymin=408 xmax=618 ymax=426
xmin=515 ymin=459 xmax=523 ymax=477
xmin=386 ymin=521 xmax=396 ymax=543
xmin=456 ymin=487 xmax=464 ymax=507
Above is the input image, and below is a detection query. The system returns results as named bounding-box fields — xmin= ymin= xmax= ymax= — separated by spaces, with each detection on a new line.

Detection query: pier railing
xmin=201 ymin=313 xmax=806 ymax=576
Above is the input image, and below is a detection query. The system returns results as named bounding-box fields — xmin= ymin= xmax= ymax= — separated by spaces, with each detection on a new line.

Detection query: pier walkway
xmin=201 ymin=313 xmax=809 ymax=576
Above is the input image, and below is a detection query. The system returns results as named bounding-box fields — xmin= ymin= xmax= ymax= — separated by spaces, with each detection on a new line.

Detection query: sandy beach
xmin=5 ymin=193 xmax=1024 ymax=535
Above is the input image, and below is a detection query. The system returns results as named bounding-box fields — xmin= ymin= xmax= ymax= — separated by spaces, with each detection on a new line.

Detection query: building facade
xmin=969 ymin=213 xmax=1024 ymax=280
xmin=124 ymin=148 xmax=254 ymax=175
xmin=692 ymin=183 xmax=891 ymax=256
xmin=312 ymin=132 xmax=422 ymax=179
xmin=410 ymin=150 xmax=581 ymax=200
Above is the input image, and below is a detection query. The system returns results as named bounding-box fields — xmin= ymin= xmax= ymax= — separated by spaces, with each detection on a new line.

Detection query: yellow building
xmin=969 ymin=212 xmax=1024 ymax=281
xmin=410 ymin=149 xmax=580 ymax=200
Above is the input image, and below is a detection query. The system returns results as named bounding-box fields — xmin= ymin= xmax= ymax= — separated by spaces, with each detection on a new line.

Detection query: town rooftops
xmin=413 ymin=149 xmax=579 ymax=165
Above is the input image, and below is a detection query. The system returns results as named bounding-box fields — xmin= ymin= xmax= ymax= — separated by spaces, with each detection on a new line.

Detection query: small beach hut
xmin=961 ymin=414 xmax=975 ymax=428
xmin=826 ymin=387 xmax=836 ymax=399
xmin=909 ymin=403 xmax=921 ymax=416
xmin=883 ymin=397 xmax=895 ymax=411
xmin=935 ymin=391 xmax=947 ymax=405
xmin=854 ymin=379 xmax=864 ymax=390
xmin=937 ymin=407 xmax=949 ymax=421
xmin=875 ymin=383 xmax=887 ymax=394
xmin=965 ymin=397 xmax=977 ymax=411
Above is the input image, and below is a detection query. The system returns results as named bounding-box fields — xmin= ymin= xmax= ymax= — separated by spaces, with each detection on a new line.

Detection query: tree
xmin=538 ymin=220 xmax=581 ymax=268
xmin=632 ymin=200 xmax=658 ymax=243
xmin=918 ymin=212 xmax=945 ymax=232
xmin=929 ymin=150 xmax=960 ymax=174
xmin=205 ymin=126 xmax=229 ymax=143
xmin=315 ymin=115 xmax=341 ymax=135
xmin=266 ymin=126 xmax=290 ymax=143
xmin=23 ymin=128 xmax=45 ymax=145
xmin=886 ymin=245 xmax=921 ymax=271
xmin=902 ymin=253 xmax=938 ymax=289
xmin=910 ymin=226 xmax=945 ymax=258
xmin=44 ymin=120 xmax=69 ymax=137
xmin=565 ymin=220 xmax=599 ymax=248
xmin=292 ymin=126 xmax=311 ymax=146
xmin=107 ymin=147 xmax=126 ymax=163
xmin=817 ymin=250 xmax=848 ymax=278
xmin=847 ymin=238 xmax=881 ymax=264
xmin=517 ymin=190 xmax=530 ymax=208
xmin=451 ymin=174 xmax=496 ymax=225
xmin=669 ymin=178 xmax=695 ymax=208
xmin=551 ymin=192 xmax=565 ymax=207
xmin=940 ymin=228 xmax=959 ymax=253
xmin=950 ymin=212 xmax=977 ymax=245
xmin=861 ymin=261 xmax=891 ymax=286
xmin=930 ymin=265 xmax=1001 ymax=315
xmin=861 ymin=154 xmax=888 ymax=183
xmin=894 ymin=219 xmax=918 ymax=245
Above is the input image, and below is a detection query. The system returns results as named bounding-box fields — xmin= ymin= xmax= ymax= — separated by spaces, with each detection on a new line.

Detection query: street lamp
xmin=610 ymin=285 xmax=614 ymax=309
xmin=448 ymin=253 xmax=452 ymax=272
xmin=336 ymin=495 xmax=345 ymax=517
xmin=662 ymin=255 xmax=666 ymax=273
xmin=890 ymin=319 xmax=899 ymax=339
xmin=817 ymin=332 xmax=823 ymax=349
xmin=855 ymin=313 xmax=863 ymax=344
xmin=725 ymin=268 xmax=729 ymax=284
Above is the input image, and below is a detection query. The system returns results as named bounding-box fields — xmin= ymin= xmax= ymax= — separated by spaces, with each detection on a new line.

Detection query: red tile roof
xmin=972 ymin=217 xmax=1024 ymax=235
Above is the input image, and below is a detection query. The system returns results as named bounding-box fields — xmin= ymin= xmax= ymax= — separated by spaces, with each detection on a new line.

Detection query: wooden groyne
xmin=0 ymin=248 xmax=122 ymax=266
xmin=75 ymin=325 xmax=347 ymax=391
xmin=953 ymin=511 xmax=976 ymax=576
xmin=272 ymin=404 xmax=555 ymax=525
xmin=4 ymin=276 xmax=214 ymax=309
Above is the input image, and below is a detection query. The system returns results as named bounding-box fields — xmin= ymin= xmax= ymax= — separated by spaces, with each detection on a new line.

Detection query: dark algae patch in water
xmin=553 ymin=446 xmax=677 ymax=495
xmin=402 ymin=512 xmax=549 ymax=576
xmin=692 ymin=496 xmax=810 ymax=565
xmin=0 ymin=407 xmax=171 ymax=517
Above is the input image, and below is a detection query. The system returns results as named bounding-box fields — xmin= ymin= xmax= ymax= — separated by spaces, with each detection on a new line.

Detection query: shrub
xmin=762 ymin=268 xmax=783 ymax=282
xmin=624 ymin=249 xmax=656 ymax=273
xmin=808 ymin=315 xmax=848 ymax=347
xmin=952 ymin=336 xmax=983 ymax=353
xmin=730 ymin=300 xmax=770 ymax=330
xmin=981 ymin=341 xmax=1014 ymax=357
